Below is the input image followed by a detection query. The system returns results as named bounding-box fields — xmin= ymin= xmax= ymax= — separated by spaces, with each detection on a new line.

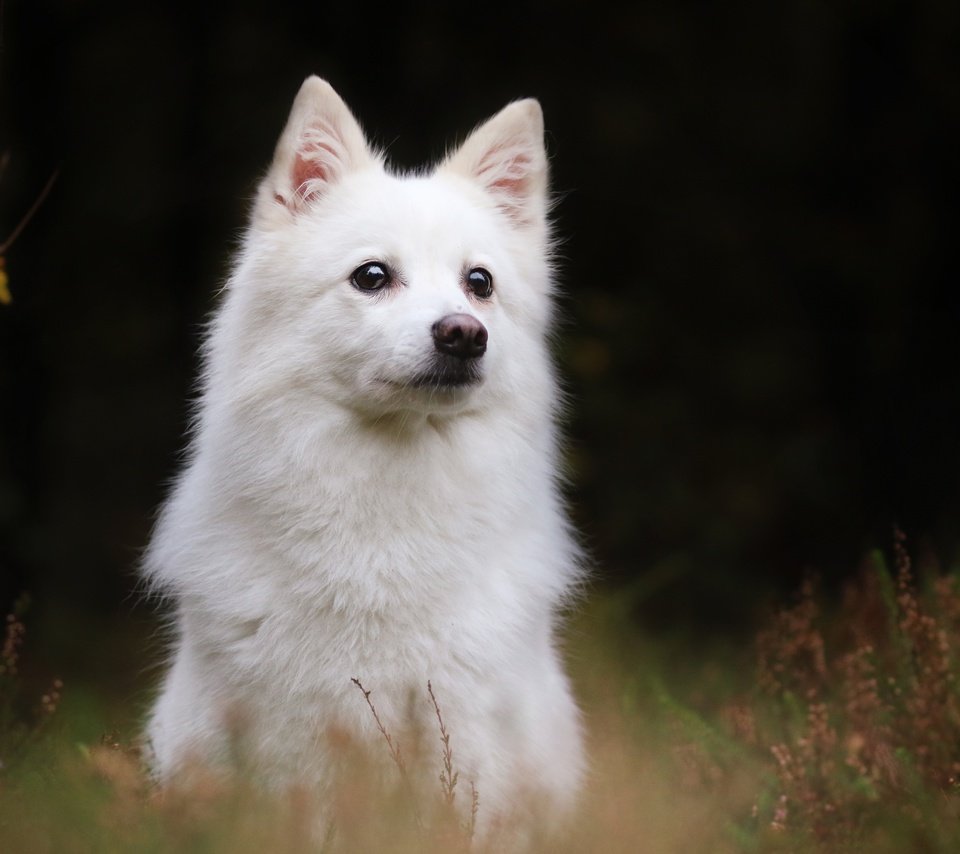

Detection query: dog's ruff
xmin=144 ymin=76 xmax=585 ymax=829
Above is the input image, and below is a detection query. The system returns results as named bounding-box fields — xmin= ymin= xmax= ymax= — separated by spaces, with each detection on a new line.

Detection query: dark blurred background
xmin=1 ymin=1 xmax=958 ymax=660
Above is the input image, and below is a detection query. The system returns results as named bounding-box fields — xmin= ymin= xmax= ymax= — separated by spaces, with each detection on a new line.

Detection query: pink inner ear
xmin=291 ymin=133 xmax=344 ymax=202
xmin=489 ymin=171 xmax=530 ymax=198
xmin=477 ymin=144 xmax=532 ymax=200
xmin=292 ymin=152 xmax=329 ymax=201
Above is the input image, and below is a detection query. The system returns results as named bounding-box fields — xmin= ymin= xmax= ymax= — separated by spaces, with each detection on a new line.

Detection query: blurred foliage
xmin=0 ymin=1 xmax=958 ymax=633
xmin=2 ymin=537 xmax=960 ymax=851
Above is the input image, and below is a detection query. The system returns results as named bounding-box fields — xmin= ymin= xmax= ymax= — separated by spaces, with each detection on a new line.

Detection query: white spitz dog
xmin=144 ymin=76 xmax=584 ymax=830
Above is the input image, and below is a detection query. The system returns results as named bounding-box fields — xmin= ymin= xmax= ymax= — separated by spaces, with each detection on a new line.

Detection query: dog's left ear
xmin=255 ymin=76 xmax=376 ymax=224
xmin=442 ymin=100 xmax=548 ymax=229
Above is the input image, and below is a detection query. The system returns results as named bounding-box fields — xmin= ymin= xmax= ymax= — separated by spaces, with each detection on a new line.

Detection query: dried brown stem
xmin=351 ymin=676 xmax=423 ymax=833
xmin=351 ymin=676 xmax=407 ymax=775
xmin=466 ymin=781 xmax=479 ymax=842
xmin=0 ymin=166 xmax=59 ymax=255
xmin=427 ymin=680 xmax=459 ymax=806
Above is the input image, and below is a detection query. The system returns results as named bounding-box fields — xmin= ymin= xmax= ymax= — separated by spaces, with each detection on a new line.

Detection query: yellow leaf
xmin=0 ymin=260 xmax=10 ymax=305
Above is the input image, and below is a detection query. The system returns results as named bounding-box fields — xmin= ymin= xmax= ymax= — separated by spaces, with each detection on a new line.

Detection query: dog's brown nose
xmin=432 ymin=314 xmax=488 ymax=359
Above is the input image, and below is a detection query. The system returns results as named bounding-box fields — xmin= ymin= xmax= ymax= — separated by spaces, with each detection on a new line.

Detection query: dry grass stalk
xmin=350 ymin=676 xmax=409 ymax=778
xmin=427 ymin=680 xmax=459 ymax=807
xmin=350 ymin=676 xmax=426 ymax=835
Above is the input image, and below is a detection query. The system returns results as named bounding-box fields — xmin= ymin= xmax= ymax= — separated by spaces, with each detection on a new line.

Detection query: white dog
xmin=144 ymin=76 xmax=585 ymax=832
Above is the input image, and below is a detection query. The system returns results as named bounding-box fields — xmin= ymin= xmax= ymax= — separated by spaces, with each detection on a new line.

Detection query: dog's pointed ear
xmin=256 ymin=77 xmax=375 ymax=221
xmin=442 ymin=99 xmax=548 ymax=229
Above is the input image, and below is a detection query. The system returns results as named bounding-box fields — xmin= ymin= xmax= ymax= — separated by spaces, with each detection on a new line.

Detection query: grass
xmin=1 ymin=533 xmax=959 ymax=852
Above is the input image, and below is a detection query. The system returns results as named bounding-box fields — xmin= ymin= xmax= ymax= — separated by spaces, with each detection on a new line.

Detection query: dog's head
xmin=219 ymin=77 xmax=556 ymax=421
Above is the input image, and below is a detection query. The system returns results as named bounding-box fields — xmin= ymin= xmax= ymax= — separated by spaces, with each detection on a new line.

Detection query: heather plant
xmin=0 ymin=595 xmax=63 ymax=774
xmin=746 ymin=531 xmax=960 ymax=849
xmin=2 ymin=537 xmax=959 ymax=852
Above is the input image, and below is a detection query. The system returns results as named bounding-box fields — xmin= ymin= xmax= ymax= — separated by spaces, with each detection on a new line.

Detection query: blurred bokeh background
xmin=1 ymin=0 xmax=958 ymax=689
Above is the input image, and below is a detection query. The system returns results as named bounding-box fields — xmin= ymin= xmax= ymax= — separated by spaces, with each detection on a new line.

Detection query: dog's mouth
xmin=383 ymin=354 xmax=483 ymax=394
xmin=407 ymin=355 xmax=483 ymax=390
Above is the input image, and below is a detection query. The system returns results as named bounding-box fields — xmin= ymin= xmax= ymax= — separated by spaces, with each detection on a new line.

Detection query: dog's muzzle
xmin=410 ymin=314 xmax=487 ymax=389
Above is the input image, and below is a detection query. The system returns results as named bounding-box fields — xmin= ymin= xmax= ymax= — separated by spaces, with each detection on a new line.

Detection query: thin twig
xmin=351 ymin=676 xmax=407 ymax=774
xmin=0 ymin=167 xmax=59 ymax=255
xmin=427 ymin=680 xmax=459 ymax=806
xmin=466 ymin=781 xmax=480 ymax=842
xmin=351 ymin=676 xmax=424 ymax=833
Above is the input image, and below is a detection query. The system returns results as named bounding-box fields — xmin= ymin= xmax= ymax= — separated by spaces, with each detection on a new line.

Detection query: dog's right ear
xmin=255 ymin=77 xmax=375 ymax=223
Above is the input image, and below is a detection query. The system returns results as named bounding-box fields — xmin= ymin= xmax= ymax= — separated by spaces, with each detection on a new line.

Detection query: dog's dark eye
xmin=351 ymin=262 xmax=392 ymax=292
xmin=466 ymin=267 xmax=494 ymax=299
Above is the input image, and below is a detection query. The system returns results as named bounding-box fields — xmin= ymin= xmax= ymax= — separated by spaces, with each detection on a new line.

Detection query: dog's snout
xmin=432 ymin=314 xmax=488 ymax=359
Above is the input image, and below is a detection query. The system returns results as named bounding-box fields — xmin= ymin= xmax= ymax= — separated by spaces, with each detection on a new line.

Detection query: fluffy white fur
xmin=144 ymin=76 xmax=585 ymax=829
